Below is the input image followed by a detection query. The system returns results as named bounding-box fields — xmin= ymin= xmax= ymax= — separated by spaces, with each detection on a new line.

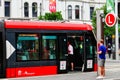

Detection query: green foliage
xmin=38 ymin=11 xmax=63 ymax=20
xmin=91 ymin=10 xmax=96 ymax=30
xmin=38 ymin=15 xmax=44 ymax=20
xmin=91 ymin=4 xmax=116 ymax=36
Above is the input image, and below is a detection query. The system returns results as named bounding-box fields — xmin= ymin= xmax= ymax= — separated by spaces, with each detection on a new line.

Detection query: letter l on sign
xmin=105 ymin=13 xmax=116 ymax=27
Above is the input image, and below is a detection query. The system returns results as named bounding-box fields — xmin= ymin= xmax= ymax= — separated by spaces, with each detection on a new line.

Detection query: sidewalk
xmin=4 ymin=71 xmax=97 ymax=80
xmin=103 ymin=58 xmax=120 ymax=80
xmin=1 ymin=58 xmax=120 ymax=80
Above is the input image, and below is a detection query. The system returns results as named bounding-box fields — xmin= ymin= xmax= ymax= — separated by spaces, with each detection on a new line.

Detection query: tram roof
xmin=4 ymin=20 xmax=93 ymax=31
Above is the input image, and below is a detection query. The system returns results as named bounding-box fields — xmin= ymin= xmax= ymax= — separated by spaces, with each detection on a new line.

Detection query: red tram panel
xmin=4 ymin=21 xmax=92 ymax=30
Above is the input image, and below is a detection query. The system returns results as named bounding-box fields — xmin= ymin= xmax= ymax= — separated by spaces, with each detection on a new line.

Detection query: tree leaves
xmin=38 ymin=11 xmax=63 ymax=20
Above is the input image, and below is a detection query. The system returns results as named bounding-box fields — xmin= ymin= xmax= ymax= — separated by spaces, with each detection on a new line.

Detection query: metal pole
xmin=96 ymin=10 xmax=103 ymax=42
xmin=96 ymin=10 xmax=103 ymax=76
xmin=115 ymin=0 xmax=119 ymax=60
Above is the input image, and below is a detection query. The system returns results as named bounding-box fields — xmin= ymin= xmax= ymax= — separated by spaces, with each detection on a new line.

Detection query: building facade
xmin=0 ymin=0 xmax=106 ymax=24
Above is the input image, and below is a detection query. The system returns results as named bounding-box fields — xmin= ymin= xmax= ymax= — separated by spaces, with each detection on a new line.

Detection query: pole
xmin=96 ymin=10 xmax=103 ymax=76
xmin=115 ymin=0 xmax=119 ymax=60
xmin=96 ymin=10 xmax=102 ymax=42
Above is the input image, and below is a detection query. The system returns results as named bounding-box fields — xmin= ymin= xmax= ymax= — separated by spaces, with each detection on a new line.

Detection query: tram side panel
xmin=5 ymin=31 xmax=97 ymax=78
xmin=5 ymin=31 xmax=58 ymax=78
xmin=6 ymin=32 xmax=16 ymax=78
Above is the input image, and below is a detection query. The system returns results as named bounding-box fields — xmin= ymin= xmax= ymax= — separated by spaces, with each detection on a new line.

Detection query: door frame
xmin=0 ymin=31 xmax=6 ymax=78
xmin=57 ymin=35 xmax=68 ymax=73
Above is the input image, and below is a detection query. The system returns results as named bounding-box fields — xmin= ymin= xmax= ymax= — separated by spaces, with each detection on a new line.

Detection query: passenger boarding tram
xmin=0 ymin=20 xmax=97 ymax=78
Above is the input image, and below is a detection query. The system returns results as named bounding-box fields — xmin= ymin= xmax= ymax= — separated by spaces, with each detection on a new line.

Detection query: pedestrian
xmin=107 ymin=43 xmax=112 ymax=58
xmin=68 ymin=41 xmax=74 ymax=71
xmin=96 ymin=39 xmax=106 ymax=79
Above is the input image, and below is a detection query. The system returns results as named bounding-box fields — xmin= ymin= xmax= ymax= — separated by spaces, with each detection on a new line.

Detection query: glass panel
xmin=59 ymin=36 xmax=67 ymax=59
xmin=85 ymin=36 xmax=95 ymax=58
xmin=40 ymin=3 xmax=42 ymax=16
xmin=68 ymin=5 xmax=72 ymax=19
xmin=0 ymin=0 xmax=1 ymax=6
xmin=90 ymin=7 xmax=94 ymax=19
xmin=16 ymin=34 xmax=39 ymax=61
xmin=118 ymin=3 xmax=120 ymax=23
xmin=75 ymin=5 xmax=79 ymax=19
xmin=24 ymin=2 xmax=29 ymax=17
xmin=5 ymin=2 xmax=10 ymax=17
xmin=32 ymin=2 xmax=37 ymax=17
xmin=42 ymin=35 xmax=56 ymax=60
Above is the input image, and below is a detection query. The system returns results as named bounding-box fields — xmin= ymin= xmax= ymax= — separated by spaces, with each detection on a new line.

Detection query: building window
xmin=0 ymin=0 xmax=1 ymax=6
xmin=75 ymin=5 xmax=79 ymax=19
xmin=42 ymin=35 xmax=57 ymax=60
xmin=118 ymin=3 xmax=120 ymax=23
xmin=24 ymin=2 xmax=29 ymax=17
xmin=68 ymin=5 xmax=72 ymax=19
xmin=32 ymin=2 xmax=37 ymax=17
xmin=5 ymin=1 xmax=10 ymax=17
xmin=81 ymin=6 xmax=83 ymax=20
xmin=16 ymin=34 xmax=40 ymax=61
xmin=90 ymin=7 xmax=94 ymax=19
xmin=40 ymin=3 xmax=42 ymax=16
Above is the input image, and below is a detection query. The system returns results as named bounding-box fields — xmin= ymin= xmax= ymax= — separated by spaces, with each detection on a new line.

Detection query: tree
xmin=91 ymin=4 xmax=116 ymax=36
xmin=38 ymin=11 xmax=63 ymax=20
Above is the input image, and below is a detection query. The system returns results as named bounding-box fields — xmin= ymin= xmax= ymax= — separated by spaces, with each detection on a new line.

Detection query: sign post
xmin=96 ymin=10 xmax=104 ymax=76
xmin=115 ymin=0 xmax=119 ymax=60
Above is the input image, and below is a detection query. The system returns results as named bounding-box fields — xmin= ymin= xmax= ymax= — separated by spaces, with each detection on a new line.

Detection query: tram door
xmin=67 ymin=35 xmax=96 ymax=71
xmin=67 ymin=36 xmax=84 ymax=71
xmin=0 ymin=32 xmax=5 ymax=78
xmin=57 ymin=35 xmax=67 ymax=73
xmin=83 ymin=35 xmax=96 ymax=71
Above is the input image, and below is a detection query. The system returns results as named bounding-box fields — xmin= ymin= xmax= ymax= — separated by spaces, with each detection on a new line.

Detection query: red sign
xmin=49 ymin=0 xmax=56 ymax=12
xmin=105 ymin=13 xmax=116 ymax=27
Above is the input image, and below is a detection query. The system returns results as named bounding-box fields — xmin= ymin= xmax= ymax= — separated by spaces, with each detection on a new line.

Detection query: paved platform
xmin=1 ymin=59 xmax=120 ymax=80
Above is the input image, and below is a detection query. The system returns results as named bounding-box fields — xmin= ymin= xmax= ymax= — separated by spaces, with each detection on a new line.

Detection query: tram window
xmin=16 ymin=34 xmax=39 ymax=61
xmin=42 ymin=36 xmax=56 ymax=60
xmin=59 ymin=36 xmax=67 ymax=59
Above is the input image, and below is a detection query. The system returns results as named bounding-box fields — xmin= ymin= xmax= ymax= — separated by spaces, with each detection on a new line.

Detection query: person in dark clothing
xmin=107 ymin=43 xmax=112 ymax=58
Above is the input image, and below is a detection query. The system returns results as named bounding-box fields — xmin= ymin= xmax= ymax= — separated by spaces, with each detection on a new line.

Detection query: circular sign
xmin=105 ymin=13 xmax=116 ymax=27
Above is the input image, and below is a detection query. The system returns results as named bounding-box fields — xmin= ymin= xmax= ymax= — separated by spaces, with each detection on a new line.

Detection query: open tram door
xmin=67 ymin=33 xmax=97 ymax=72
xmin=67 ymin=36 xmax=84 ymax=71
xmin=0 ymin=22 xmax=6 ymax=78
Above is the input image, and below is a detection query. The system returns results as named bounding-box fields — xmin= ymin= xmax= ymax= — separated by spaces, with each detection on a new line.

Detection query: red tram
xmin=0 ymin=20 xmax=97 ymax=78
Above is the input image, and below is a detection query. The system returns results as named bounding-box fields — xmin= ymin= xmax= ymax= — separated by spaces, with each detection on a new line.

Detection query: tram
xmin=0 ymin=20 xmax=97 ymax=78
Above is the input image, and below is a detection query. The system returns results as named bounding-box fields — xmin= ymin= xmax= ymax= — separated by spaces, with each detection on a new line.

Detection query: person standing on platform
xmin=96 ymin=39 xmax=106 ymax=79
xmin=68 ymin=42 xmax=74 ymax=71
